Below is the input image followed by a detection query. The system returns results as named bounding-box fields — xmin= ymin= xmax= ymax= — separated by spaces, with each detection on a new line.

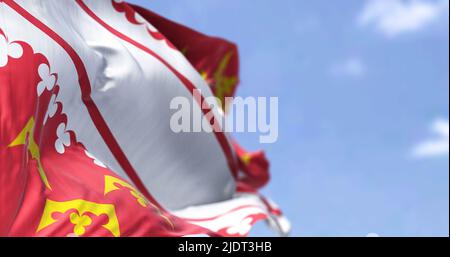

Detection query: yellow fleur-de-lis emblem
xmin=104 ymin=175 xmax=149 ymax=207
xmin=240 ymin=153 xmax=252 ymax=165
xmin=200 ymin=51 xmax=238 ymax=111
xmin=213 ymin=51 xmax=237 ymax=108
xmin=9 ymin=117 xmax=51 ymax=190
xmin=103 ymin=175 xmax=174 ymax=229
xmin=37 ymin=199 xmax=120 ymax=237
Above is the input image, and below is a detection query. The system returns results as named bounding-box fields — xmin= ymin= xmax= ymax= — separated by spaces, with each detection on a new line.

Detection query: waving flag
xmin=0 ymin=0 xmax=290 ymax=237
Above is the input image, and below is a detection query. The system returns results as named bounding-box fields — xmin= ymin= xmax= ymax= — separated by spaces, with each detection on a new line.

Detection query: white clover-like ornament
xmin=0 ymin=34 xmax=23 ymax=67
xmin=55 ymin=123 xmax=71 ymax=154
xmin=43 ymin=94 xmax=58 ymax=125
xmin=37 ymin=63 xmax=56 ymax=96
xmin=226 ymin=217 xmax=253 ymax=236
xmin=84 ymin=150 xmax=107 ymax=168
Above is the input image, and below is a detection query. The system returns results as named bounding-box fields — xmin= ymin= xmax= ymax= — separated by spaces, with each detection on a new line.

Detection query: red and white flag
xmin=0 ymin=0 xmax=290 ymax=237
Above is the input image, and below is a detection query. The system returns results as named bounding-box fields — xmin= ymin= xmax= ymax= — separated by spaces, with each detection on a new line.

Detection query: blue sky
xmin=129 ymin=0 xmax=449 ymax=236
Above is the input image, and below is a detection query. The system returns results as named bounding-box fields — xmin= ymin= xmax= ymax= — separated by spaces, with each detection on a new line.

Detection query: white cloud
xmin=359 ymin=0 xmax=449 ymax=37
xmin=330 ymin=57 xmax=366 ymax=78
xmin=412 ymin=118 xmax=449 ymax=158
xmin=366 ymin=232 xmax=380 ymax=237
